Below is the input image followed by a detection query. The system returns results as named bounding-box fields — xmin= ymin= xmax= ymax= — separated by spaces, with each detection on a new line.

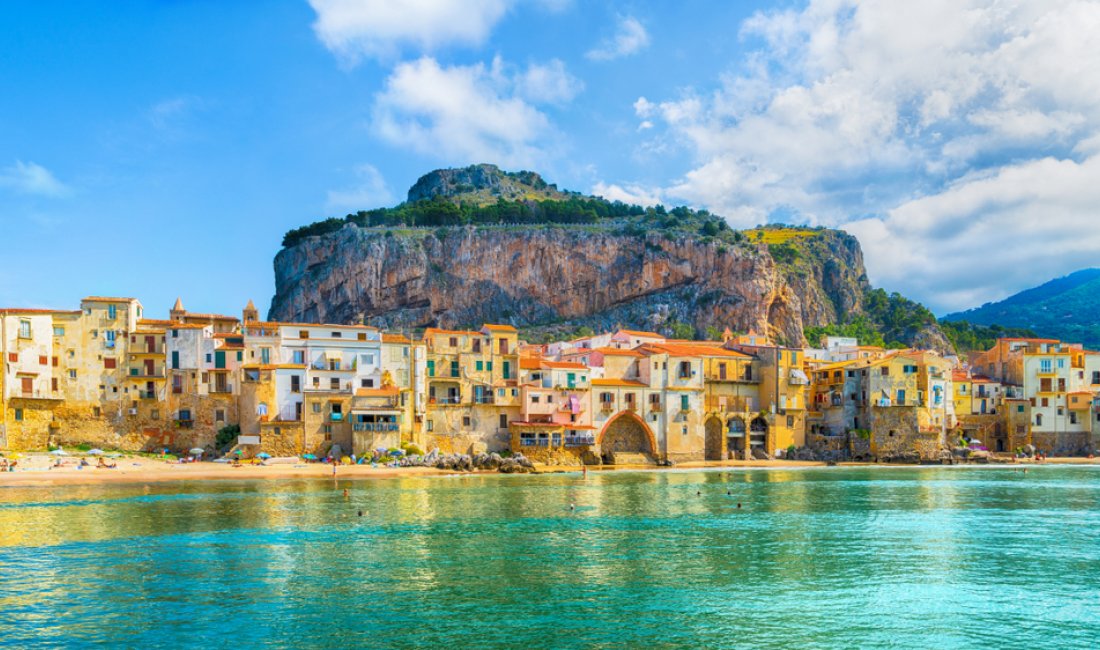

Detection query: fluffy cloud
xmin=633 ymin=0 xmax=1100 ymax=312
xmin=0 ymin=161 xmax=68 ymax=197
xmin=372 ymin=56 xmax=579 ymax=167
xmin=309 ymin=0 xmax=510 ymax=62
xmin=591 ymin=181 xmax=662 ymax=207
xmin=326 ymin=164 xmax=394 ymax=211
xmin=586 ymin=15 xmax=649 ymax=61
xmin=515 ymin=59 xmax=583 ymax=104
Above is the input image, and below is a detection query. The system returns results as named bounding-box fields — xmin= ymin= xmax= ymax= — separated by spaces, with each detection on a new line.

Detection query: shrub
xmin=216 ymin=424 xmax=240 ymax=449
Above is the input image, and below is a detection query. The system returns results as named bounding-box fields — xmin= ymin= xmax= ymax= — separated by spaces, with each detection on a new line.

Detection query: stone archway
xmin=749 ymin=416 xmax=769 ymax=454
xmin=599 ymin=411 xmax=657 ymax=463
xmin=704 ymin=416 xmax=724 ymax=461
xmin=727 ymin=416 xmax=747 ymax=459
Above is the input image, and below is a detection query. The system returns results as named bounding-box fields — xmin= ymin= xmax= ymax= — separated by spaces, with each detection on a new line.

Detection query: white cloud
xmin=515 ymin=59 xmax=583 ymax=104
xmin=326 ymin=164 xmax=394 ymax=211
xmin=0 ymin=161 xmax=69 ymax=197
xmin=634 ymin=0 xmax=1100 ymax=312
xmin=309 ymin=0 xmax=511 ymax=63
xmin=372 ymin=56 xmax=576 ymax=167
xmin=591 ymin=181 xmax=662 ymax=207
xmin=586 ymin=15 xmax=649 ymax=61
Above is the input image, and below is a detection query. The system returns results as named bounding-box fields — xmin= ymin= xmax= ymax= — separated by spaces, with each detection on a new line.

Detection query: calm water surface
xmin=1 ymin=467 xmax=1099 ymax=649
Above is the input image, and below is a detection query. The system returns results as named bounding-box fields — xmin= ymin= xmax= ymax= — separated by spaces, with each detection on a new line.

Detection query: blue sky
xmin=3 ymin=0 xmax=1099 ymax=320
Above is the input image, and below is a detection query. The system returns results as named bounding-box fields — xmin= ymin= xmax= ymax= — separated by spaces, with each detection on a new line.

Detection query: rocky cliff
xmin=269 ymin=166 xmax=951 ymax=349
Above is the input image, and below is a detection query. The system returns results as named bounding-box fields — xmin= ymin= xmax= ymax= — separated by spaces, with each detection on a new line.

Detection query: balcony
xmin=705 ymin=396 xmax=752 ymax=413
xmin=210 ymin=385 xmax=234 ymax=394
xmin=175 ymin=419 xmax=194 ymax=429
xmin=599 ymin=402 xmax=614 ymax=412
xmin=353 ymin=422 xmax=399 ymax=432
xmin=16 ymin=389 xmax=62 ymax=401
xmin=138 ymin=391 xmax=158 ymax=400
xmin=430 ymin=396 xmax=463 ymax=405
xmin=330 ymin=413 xmax=343 ymax=421
xmin=474 ymin=395 xmax=495 ymax=405
xmin=564 ymin=434 xmax=596 ymax=447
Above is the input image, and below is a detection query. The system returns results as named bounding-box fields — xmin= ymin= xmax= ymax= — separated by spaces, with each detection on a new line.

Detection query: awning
xmin=351 ymin=408 xmax=402 ymax=415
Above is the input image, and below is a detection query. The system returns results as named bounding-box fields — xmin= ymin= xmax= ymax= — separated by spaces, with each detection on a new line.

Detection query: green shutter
xmin=427 ymin=360 xmax=435 ymax=377
xmin=487 ymin=361 xmax=493 ymax=372
xmin=476 ymin=360 xmax=483 ymax=371
xmin=215 ymin=350 xmax=226 ymax=369
xmin=451 ymin=361 xmax=459 ymax=377
xmin=567 ymin=372 xmax=576 ymax=388
xmin=681 ymin=395 xmax=689 ymax=411
xmin=502 ymin=361 xmax=510 ymax=379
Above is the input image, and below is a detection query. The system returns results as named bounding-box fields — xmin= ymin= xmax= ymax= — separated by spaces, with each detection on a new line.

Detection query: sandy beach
xmin=1 ymin=453 xmax=1095 ymax=488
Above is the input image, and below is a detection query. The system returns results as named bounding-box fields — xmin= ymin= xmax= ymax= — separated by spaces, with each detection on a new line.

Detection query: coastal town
xmin=2 ymin=295 xmax=1099 ymax=466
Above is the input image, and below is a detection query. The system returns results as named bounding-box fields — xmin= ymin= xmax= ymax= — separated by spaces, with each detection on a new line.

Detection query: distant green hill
xmin=944 ymin=268 xmax=1100 ymax=348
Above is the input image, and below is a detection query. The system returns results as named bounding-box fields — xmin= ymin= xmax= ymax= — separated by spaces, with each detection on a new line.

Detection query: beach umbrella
xmin=969 ymin=439 xmax=983 ymax=446
xmin=190 ymin=447 xmax=205 ymax=455
xmin=50 ymin=449 xmax=67 ymax=456
xmin=105 ymin=453 xmax=121 ymax=458
xmin=302 ymin=453 xmax=317 ymax=460
xmin=86 ymin=449 xmax=104 ymax=455
xmin=257 ymin=452 xmax=271 ymax=459
xmin=234 ymin=449 xmax=243 ymax=456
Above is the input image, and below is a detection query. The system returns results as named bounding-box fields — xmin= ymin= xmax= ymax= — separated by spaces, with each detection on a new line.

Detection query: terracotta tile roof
xmin=541 ymin=360 xmax=588 ymax=370
xmin=184 ymin=313 xmax=240 ymax=322
xmin=82 ymin=296 xmax=137 ymax=303
xmin=382 ymin=333 xmax=411 ymax=343
xmin=482 ymin=323 xmax=517 ymax=332
xmin=241 ymin=363 xmax=307 ymax=370
xmin=138 ymin=318 xmax=174 ymax=326
xmin=594 ymin=346 xmax=644 ymax=357
xmin=355 ymin=387 xmax=400 ymax=397
xmin=591 ymin=378 xmax=648 ymax=387
xmin=0 ymin=308 xmax=80 ymax=315
xmin=424 ymin=327 xmax=482 ymax=337
xmin=616 ymin=328 xmax=664 ymax=339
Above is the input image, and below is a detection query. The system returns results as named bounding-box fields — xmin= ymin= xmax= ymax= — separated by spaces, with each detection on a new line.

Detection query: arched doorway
xmin=727 ymin=416 xmax=747 ymax=458
xmin=704 ymin=417 xmax=724 ymax=461
xmin=599 ymin=412 xmax=657 ymax=463
xmin=749 ymin=416 xmax=769 ymax=454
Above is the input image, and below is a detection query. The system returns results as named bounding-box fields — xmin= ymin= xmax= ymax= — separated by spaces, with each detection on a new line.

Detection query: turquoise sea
xmin=1 ymin=466 xmax=1099 ymax=649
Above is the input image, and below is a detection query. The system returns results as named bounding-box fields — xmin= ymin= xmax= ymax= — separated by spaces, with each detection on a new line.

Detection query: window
xmin=500 ymin=414 xmax=508 ymax=429
xmin=273 ymin=427 xmax=282 ymax=436
xmin=107 ymin=304 xmax=117 ymax=319
xmin=291 ymin=375 xmax=301 ymax=393
xmin=427 ymin=360 xmax=435 ymax=376
xmin=331 ymin=331 xmax=342 ymax=338
xmin=463 ymin=416 xmax=471 ymax=427
xmin=1070 ymin=412 xmax=1078 ymax=425
xmin=171 ymin=351 xmax=180 ymax=370
xmin=14 ymin=409 xmax=23 ymax=421
xmin=1017 ymin=405 xmax=1024 ymax=413
xmin=880 ymin=367 xmax=889 ymax=376
xmin=53 ymin=326 xmax=64 ymax=337
xmin=361 ymin=378 xmax=374 ymax=388
xmin=1035 ymin=414 xmax=1043 ymax=426
xmin=678 ymin=361 xmax=692 ymax=379
xmin=427 ymin=419 xmax=434 ymax=432
xmin=105 ymin=330 xmax=116 ymax=343
xmin=1040 ymin=359 xmax=1052 ymax=373
xmin=312 ymin=402 xmax=321 ymax=413
xmin=215 ymin=409 xmax=225 ymax=422
xmin=680 ymin=395 xmax=690 ymax=411
xmin=358 ymin=333 xmax=366 ymax=341
xmin=1057 ymin=358 xmax=1065 ymax=369
xmin=299 ymin=330 xmax=309 ymax=339
xmin=1092 ymin=371 xmax=1100 ymax=385
xmin=1042 ymin=398 xmax=1049 ymax=407
xmin=69 ymin=369 xmax=77 ymax=379
xmin=476 ymin=360 xmax=484 ymax=371
xmin=449 ymin=337 xmax=458 ymax=347
xmin=361 ymin=354 xmax=375 ymax=366
xmin=104 ymin=357 xmax=117 ymax=369
xmin=172 ymin=329 xmax=178 ymax=338
xmin=531 ymin=395 xmax=540 ymax=404
xmin=450 ymin=361 xmax=459 ymax=377
xmin=486 ymin=361 xmax=493 ymax=372
xmin=39 ymin=355 xmax=47 ymax=365
xmin=787 ymin=415 xmax=794 ymax=427
xmin=292 ymin=350 xmax=305 ymax=364
xmin=600 ymin=392 xmax=613 ymax=404
xmin=330 ymin=378 xmax=340 ymax=390
xmin=93 ymin=406 xmax=101 ymax=417
xmin=6 ymin=353 xmax=15 ymax=363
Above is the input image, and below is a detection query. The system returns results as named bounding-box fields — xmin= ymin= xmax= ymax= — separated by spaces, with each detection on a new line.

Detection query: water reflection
xmin=1 ymin=467 xmax=1099 ymax=648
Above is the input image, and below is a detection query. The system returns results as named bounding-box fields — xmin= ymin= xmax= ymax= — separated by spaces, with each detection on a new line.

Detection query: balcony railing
xmin=210 ymin=385 xmax=234 ymax=394
xmin=139 ymin=391 xmax=157 ymax=400
xmin=519 ymin=437 xmax=550 ymax=447
xmin=353 ymin=423 xmax=399 ymax=432
xmin=431 ymin=396 xmax=462 ymax=405
xmin=474 ymin=396 xmax=495 ymax=405
xmin=564 ymin=435 xmax=596 ymax=446
xmin=175 ymin=419 xmax=194 ymax=429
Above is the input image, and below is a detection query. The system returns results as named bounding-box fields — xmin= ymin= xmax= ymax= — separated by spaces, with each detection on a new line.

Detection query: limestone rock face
xmin=269 ymin=225 xmax=878 ymax=347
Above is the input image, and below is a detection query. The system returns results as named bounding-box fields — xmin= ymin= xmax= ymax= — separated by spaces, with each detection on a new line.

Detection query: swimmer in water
xmin=343 ymin=488 xmax=349 ymax=498
xmin=737 ymin=503 xmax=742 ymax=509
xmin=570 ymin=503 xmax=575 ymax=511
xmin=358 ymin=510 xmax=363 ymax=517
xmin=696 ymin=490 xmax=701 ymax=496
xmin=726 ymin=489 xmax=731 ymax=496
